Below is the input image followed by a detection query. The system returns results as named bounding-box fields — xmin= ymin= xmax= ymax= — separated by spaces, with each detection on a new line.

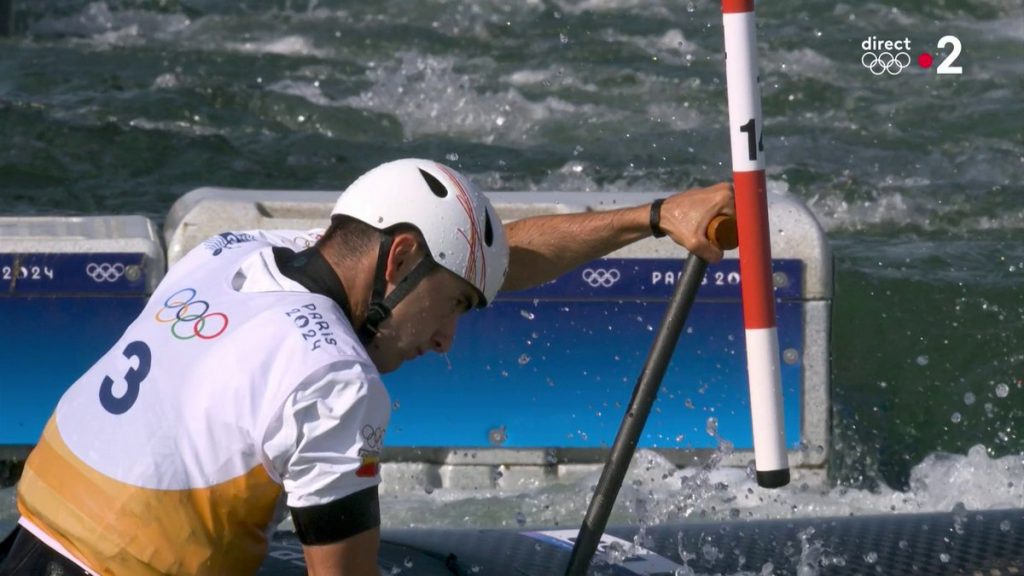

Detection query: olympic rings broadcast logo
xmin=861 ymin=51 xmax=911 ymax=76
xmin=154 ymin=287 xmax=230 ymax=340
xmin=581 ymin=268 xmax=621 ymax=288
xmin=86 ymin=262 xmax=125 ymax=282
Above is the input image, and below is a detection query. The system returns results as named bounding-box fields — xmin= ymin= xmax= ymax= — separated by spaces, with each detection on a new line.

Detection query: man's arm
xmin=501 ymin=182 xmax=735 ymax=292
xmin=303 ymin=527 xmax=380 ymax=576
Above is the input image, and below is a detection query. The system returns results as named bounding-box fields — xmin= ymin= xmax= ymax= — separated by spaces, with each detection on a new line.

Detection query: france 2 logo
xmin=861 ymin=35 xmax=963 ymax=76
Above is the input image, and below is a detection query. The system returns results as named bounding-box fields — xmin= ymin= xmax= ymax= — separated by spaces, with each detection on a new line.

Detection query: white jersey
xmin=17 ymin=229 xmax=390 ymax=575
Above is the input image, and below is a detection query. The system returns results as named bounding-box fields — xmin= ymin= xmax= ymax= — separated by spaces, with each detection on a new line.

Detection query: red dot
xmin=918 ymin=53 xmax=933 ymax=68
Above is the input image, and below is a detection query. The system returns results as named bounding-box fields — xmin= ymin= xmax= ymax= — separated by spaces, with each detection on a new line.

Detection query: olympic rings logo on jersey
xmin=154 ymin=288 xmax=230 ymax=340
xmin=861 ymin=51 xmax=911 ymax=76
xmin=581 ymin=268 xmax=621 ymax=288
xmin=361 ymin=425 xmax=385 ymax=450
xmin=86 ymin=262 xmax=125 ymax=282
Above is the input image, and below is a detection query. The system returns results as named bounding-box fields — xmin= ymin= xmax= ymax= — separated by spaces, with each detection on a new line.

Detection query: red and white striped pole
xmin=721 ymin=0 xmax=790 ymax=488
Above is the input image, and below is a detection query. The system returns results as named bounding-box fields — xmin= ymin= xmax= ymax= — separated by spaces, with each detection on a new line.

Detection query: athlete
xmin=0 ymin=158 xmax=734 ymax=575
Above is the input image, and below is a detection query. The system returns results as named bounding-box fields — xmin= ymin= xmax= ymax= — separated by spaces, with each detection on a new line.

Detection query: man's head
xmin=326 ymin=159 xmax=509 ymax=372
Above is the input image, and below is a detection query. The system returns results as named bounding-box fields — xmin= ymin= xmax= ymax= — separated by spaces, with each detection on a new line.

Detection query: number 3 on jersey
xmin=99 ymin=340 xmax=152 ymax=415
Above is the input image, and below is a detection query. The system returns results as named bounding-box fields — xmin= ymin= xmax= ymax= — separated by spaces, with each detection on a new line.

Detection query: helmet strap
xmin=359 ymin=234 xmax=437 ymax=345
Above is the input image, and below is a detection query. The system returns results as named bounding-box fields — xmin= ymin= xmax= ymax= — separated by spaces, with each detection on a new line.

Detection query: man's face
xmin=367 ymin=266 xmax=479 ymax=374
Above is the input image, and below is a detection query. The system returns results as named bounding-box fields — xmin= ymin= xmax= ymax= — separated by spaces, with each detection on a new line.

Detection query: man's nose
xmin=431 ymin=316 xmax=458 ymax=353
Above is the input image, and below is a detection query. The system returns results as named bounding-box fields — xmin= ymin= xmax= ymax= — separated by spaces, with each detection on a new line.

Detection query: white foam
xmin=265 ymin=79 xmax=333 ymax=106
xmin=601 ymin=28 xmax=703 ymax=66
xmin=803 ymin=189 xmax=1024 ymax=234
xmin=342 ymin=52 xmax=605 ymax=144
xmin=222 ymin=35 xmax=331 ymax=58
xmin=376 ymin=445 xmax=1024 ymax=531
xmin=761 ymin=48 xmax=838 ymax=81
xmin=30 ymin=2 xmax=190 ymax=44
xmin=553 ymin=0 xmax=673 ymax=18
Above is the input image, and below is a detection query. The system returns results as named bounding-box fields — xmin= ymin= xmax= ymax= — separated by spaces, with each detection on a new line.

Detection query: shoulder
xmin=250 ymin=296 xmax=367 ymax=361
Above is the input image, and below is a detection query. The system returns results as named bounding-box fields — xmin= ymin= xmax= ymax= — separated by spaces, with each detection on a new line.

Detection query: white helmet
xmin=332 ymin=158 xmax=509 ymax=306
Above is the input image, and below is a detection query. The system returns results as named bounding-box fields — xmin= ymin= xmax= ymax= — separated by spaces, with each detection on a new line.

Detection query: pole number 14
xmin=740 ymin=118 xmax=764 ymax=161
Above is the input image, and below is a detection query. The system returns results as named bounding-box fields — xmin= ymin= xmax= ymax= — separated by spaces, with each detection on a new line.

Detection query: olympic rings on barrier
xmin=581 ymin=268 xmax=622 ymax=288
xmin=155 ymin=287 xmax=230 ymax=340
xmin=86 ymin=262 xmax=125 ymax=282
xmin=861 ymin=51 xmax=911 ymax=76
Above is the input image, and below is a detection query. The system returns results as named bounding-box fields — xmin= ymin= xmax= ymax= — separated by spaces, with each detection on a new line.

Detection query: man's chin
xmin=376 ymin=354 xmax=418 ymax=374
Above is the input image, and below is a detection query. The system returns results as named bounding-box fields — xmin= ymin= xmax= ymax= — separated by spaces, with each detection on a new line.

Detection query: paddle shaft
xmin=564 ymin=216 xmax=734 ymax=576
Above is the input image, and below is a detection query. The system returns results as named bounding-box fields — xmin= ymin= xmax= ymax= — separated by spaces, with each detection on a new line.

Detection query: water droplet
xmin=898 ymin=539 xmax=909 ymax=549
xmin=996 ymin=383 xmax=1010 ymax=398
xmin=518 ymin=353 xmax=531 ymax=366
xmin=392 ymin=400 xmax=400 ymax=410
xmin=297 ymin=114 xmax=306 ymax=123
xmin=705 ymin=417 xmax=718 ymax=437
xmin=950 ymin=412 xmax=962 ymax=424
xmin=516 ymin=512 xmax=526 ymax=527
xmin=702 ymin=543 xmax=720 ymax=562
xmin=963 ymin=392 xmax=976 ymax=405
xmin=520 ymin=310 xmax=535 ymax=320
xmin=424 ymin=485 xmax=434 ymax=495
xmin=864 ymin=551 xmax=878 ymax=564
xmin=445 ymin=152 xmax=459 ymax=162
xmin=783 ymin=348 xmax=800 ymax=365
xmin=404 ymin=557 xmax=414 ymax=568
xmin=489 ymin=426 xmax=507 ymax=446
xmin=916 ymin=355 xmax=929 ymax=366
xmin=559 ymin=33 xmax=569 ymax=44
xmin=939 ymin=552 xmax=950 ymax=563
xmin=1000 ymin=520 xmax=1012 ymax=532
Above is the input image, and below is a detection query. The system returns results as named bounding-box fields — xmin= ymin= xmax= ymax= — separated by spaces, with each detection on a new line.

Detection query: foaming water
xmin=375 ymin=445 xmax=1024 ymax=532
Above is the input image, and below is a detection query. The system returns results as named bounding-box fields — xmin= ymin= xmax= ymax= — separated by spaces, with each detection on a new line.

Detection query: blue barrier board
xmin=0 ymin=257 xmax=804 ymax=452
xmin=0 ymin=253 xmax=151 ymax=295
xmin=386 ymin=258 xmax=804 ymax=450
xmin=0 ymin=296 xmax=146 ymax=445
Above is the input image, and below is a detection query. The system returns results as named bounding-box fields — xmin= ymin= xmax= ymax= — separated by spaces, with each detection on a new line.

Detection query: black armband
xmin=289 ymin=485 xmax=381 ymax=545
xmin=650 ymin=198 xmax=667 ymax=238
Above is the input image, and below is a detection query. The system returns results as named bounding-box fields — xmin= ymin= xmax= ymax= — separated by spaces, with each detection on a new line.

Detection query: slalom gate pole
xmin=564 ymin=216 xmax=738 ymax=576
xmin=721 ymin=0 xmax=790 ymax=488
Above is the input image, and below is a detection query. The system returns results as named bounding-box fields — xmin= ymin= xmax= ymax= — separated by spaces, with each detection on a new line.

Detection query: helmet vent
xmin=484 ymin=211 xmax=494 ymax=247
xmin=419 ymin=169 xmax=448 ymax=198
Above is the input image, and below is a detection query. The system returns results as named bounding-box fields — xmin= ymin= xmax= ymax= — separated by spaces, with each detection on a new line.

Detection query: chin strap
xmin=357 ymin=235 xmax=437 ymax=345
xmin=273 ymin=242 xmax=435 ymax=347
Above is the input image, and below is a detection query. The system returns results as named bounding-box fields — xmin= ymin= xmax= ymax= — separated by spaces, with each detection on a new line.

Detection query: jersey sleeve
xmin=261 ymin=359 xmax=391 ymax=509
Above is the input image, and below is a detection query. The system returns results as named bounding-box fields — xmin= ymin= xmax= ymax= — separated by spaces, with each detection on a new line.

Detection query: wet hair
xmin=318 ymin=214 xmax=427 ymax=264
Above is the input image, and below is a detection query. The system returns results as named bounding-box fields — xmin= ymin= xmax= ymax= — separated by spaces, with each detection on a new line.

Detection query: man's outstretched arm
xmin=501 ymin=182 xmax=735 ymax=292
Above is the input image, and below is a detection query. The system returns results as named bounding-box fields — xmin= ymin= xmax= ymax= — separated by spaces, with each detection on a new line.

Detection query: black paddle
xmin=564 ymin=215 xmax=738 ymax=576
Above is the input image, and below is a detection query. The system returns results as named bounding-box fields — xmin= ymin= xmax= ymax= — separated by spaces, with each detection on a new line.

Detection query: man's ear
xmin=384 ymin=232 xmax=423 ymax=284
